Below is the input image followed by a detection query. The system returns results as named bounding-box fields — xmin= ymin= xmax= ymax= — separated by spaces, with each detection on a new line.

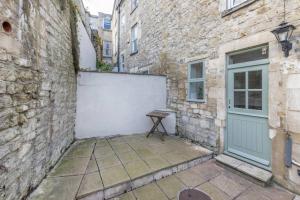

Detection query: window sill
xmin=221 ymin=0 xmax=257 ymax=17
xmin=130 ymin=51 xmax=138 ymax=56
xmin=187 ymin=99 xmax=206 ymax=103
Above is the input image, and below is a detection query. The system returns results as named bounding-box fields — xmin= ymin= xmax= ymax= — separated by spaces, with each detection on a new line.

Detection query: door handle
xmin=228 ymin=99 xmax=231 ymax=109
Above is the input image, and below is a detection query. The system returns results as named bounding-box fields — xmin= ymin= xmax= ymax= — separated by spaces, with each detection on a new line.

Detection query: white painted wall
xmin=77 ymin=16 xmax=96 ymax=70
xmin=75 ymin=72 xmax=176 ymax=139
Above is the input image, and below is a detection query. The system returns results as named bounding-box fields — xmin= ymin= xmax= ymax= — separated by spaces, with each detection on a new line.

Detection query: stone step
xmin=79 ymin=153 xmax=213 ymax=199
xmin=215 ymin=154 xmax=273 ymax=187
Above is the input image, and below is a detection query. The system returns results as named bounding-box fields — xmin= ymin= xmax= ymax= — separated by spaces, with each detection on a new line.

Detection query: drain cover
xmin=178 ymin=189 xmax=212 ymax=200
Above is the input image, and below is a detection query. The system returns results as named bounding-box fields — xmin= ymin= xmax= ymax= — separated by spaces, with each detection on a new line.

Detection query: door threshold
xmin=224 ymin=151 xmax=271 ymax=171
xmin=216 ymin=154 xmax=273 ymax=187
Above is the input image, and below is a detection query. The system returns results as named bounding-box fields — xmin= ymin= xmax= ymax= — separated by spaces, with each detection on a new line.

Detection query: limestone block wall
xmin=114 ymin=0 xmax=300 ymax=194
xmin=0 ymin=0 xmax=77 ymax=199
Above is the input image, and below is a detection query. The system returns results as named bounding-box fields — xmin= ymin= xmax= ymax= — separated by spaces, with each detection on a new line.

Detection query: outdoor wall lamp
xmin=271 ymin=22 xmax=296 ymax=57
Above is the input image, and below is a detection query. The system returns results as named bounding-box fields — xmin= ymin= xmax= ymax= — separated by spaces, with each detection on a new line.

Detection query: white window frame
xmin=187 ymin=60 xmax=205 ymax=102
xmin=131 ymin=24 xmax=138 ymax=54
xmin=227 ymin=0 xmax=248 ymax=9
xmin=131 ymin=0 xmax=138 ymax=11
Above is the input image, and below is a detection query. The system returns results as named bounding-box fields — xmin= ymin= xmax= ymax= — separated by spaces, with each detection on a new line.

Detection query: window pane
xmin=103 ymin=18 xmax=111 ymax=29
xmin=131 ymin=25 xmax=137 ymax=40
xmin=190 ymin=63 xmax=203 ymax=79
xmin=131 ymin=25 xmax=138 ymax=53
xmin=248 ymin=91 xmax=262 ymax=110
xmin=234 ymin=91 xmax=246 ymax=108
xmin=229 ymin=46 xmax=268 ymax=64
xmin=189 ymin=82 xmax=204 ymax=100
xmin=248 ymin=70 xmax=262 ymax=89
xmin=132 ymin=40 xmax=138 ymax=53
xmin=234 ymin=72 xmax=246 ymax=89
xmin=103 ymin=41 xmax=112 ymax=56
xmin=233 ymin=0 xmax=247 ymax=6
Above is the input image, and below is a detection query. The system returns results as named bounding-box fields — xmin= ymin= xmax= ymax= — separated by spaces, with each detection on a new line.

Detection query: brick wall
xmin=0 ymin=0 xmax=77 ymax=199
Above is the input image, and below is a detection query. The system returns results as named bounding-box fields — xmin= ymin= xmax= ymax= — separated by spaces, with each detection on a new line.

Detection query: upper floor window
xmin=121 ymin=14 xmax=126 ymax=33
xmin=227 ymin=0 xmax=248 ymax=9
xmin=188 ymin=61 xmax=205 ymax=102
xmin=103 ymin=17 xmax=111 ymax=30
xmin=114 ymin=33 xmax=118 ymax=55
xmin=120 ymin=54 xmax=125 ymax=70
xmin=103 ymin=41 xmax=112 ymax=57
xmin=131 ymin=0 xmax=138 ymax=11
xmin=131 ymin=24 xmax=138 ymax=54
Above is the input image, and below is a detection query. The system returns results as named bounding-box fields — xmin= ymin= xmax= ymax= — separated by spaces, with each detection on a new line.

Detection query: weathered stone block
xmin=0 ymin=81 xmax=6 ymax=94
xmin=0 ymin=95 xmax=12 ymax=108
xmin=287 ymin=111 xmax=300 ymax=133
xmin=288 ymin=89 xmax=300 ymax=111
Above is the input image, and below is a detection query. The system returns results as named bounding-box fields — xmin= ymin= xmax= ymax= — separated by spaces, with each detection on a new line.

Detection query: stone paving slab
xmin=29 ymin=176 xmax=83 ymax=200
xmin=100 ymin=164 xmax=130 ymax=188
xmin=124 ymin=160 xmax=151 ymax=179
xmin=97 ymin=155 xmax=122 ymax=169
xmin=175 ymin=169 xmax=206 ymax=187
xmin=197 ymin=182 xmax=231 ymax=200
xmin=117 ymin=150 xmax=141 ymax=163
xmin=48 ymin=157 xmax=90 ymax=177
xmin=134 ymin=183 xmax=168 ymax=200
xmin=156 ymin=175 xmax=186 ymax=199
xmin=144 ymin=156 xmax=170 ymax=171
xmin=209 ymin=173 xmax=251 ymax=198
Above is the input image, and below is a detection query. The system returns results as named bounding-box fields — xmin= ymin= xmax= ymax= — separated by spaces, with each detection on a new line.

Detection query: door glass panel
xmin=190 ymin=63 xmax=204 ymax=79
xmin=249 ymin=70 xmax=262 ymax=89
xmin=234 ymin=91 xmax=246 ymax=108
xmin=229 ymin=46 xmax=268 ymax=64
xmin=234 ymin=72 xmax=246 ymax=89
xmin=189 ymin=82 xmax=204 ymax=100
xmin=248 ymin=91 xmax=262 ymax=110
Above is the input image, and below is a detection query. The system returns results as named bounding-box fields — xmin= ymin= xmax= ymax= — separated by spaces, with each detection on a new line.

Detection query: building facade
xmin=112 ymin=0 xmax=300 ymax=194
xmin=90 ymin=12 xmax=113 ymax=65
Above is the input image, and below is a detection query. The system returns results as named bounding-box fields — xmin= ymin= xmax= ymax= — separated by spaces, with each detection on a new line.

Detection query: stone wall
xmin=113 ymin=0 xmax=300 ymax=194
xmin=0 ymin=0 xmax=77 ymax=199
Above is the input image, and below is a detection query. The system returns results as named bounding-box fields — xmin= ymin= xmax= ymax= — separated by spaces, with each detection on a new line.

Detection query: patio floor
xmin=29 ymin=134 xmax=213 ymax=200
xmin=113 ymin=160 xmax=296 ymax=200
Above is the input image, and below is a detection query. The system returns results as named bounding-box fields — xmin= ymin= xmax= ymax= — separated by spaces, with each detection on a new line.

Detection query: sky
xmin=82 ymin=0 xmax=114 ymax=15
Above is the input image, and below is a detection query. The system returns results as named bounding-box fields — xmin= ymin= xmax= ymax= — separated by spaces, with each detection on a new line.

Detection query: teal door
xmin=226 ymin=46 xmax=271 ymax=168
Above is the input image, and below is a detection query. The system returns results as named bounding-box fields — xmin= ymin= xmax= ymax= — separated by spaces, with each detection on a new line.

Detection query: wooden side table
xmin=146 ymin=110 xmax=169 ymax=141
